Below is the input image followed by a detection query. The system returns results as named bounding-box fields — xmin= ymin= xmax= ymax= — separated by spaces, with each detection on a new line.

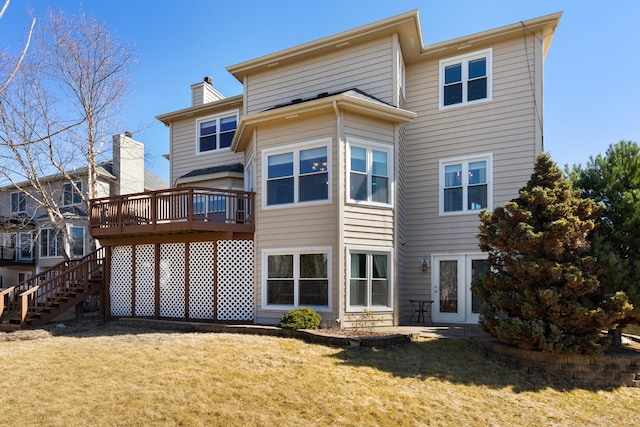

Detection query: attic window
xmin=439 ymin=48 xmax=492 ymax=109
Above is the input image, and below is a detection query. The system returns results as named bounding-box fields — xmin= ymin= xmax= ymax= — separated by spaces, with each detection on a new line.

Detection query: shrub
xmin=278 ymin=307 xmax=322 ymax=330
xmin=474 ymin=153 xmax=629 ymax=354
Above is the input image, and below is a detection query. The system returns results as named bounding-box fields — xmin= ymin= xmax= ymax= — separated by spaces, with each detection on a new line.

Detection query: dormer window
xmin=197 ymin=111 xmax=238 ymax=153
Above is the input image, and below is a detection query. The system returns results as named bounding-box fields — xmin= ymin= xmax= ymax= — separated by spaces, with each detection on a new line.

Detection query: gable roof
xmin=227 ymin=10 xmax=562 ymax=81
xmin=227 ymin=10 xmax=424 ymax=82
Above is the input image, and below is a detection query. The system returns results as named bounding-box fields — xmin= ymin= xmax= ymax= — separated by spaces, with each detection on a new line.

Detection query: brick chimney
xmin=191 ymin=76 xmax=224 ymax=106
xmin=112 ymin=132 xmax=145 ymax=195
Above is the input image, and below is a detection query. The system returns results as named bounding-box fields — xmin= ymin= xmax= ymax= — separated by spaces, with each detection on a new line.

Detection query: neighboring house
xmin=91 ymin=10 xmax=561 ymax=326
xmin=0 ymin=133 xmax=168 ymax=289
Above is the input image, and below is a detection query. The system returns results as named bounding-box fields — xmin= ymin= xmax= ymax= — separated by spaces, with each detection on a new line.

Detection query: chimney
xmin=191 ymin=76 xmax=225 ymax=106
xmin=112 ymin=132 xmax=145 ymax=195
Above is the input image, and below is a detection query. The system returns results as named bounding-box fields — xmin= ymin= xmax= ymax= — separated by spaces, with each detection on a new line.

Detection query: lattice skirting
xmin=109 ymin=240 xmax=254 ymax=321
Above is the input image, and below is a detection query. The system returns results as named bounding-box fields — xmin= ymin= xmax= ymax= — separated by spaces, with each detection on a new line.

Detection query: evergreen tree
xmin=569 ymin=141 xmax=640 ymax=345
xmin=474 ymin=153 xmax=629 ymax=354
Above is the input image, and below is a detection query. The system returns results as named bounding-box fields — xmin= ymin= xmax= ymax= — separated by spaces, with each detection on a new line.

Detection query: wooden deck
xmin=89 ymin=187 xmax=255 ymax=239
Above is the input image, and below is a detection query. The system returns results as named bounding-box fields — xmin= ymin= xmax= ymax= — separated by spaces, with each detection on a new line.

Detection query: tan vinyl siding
xmin=340 ymin=113 xmax=397 ymax=326
xmin=169 ymin=116 xmax=244 ymax=185
xmin=396 ymin=122 xmax=408 ymax=322
xmin=343 ymin=207 xmax=394 ymax=246
xmin=246 ymin=39 xmax=395 ymax=115
xmin=253 ymin=114 xmax=339 ymax=325
xmin=342 ymin=113 xmax=396 ymax=247
xmin=399 ymin=34 xmax=542 ymax=313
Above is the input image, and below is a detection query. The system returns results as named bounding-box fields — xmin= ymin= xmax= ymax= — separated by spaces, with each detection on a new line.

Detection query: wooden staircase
xmin=0 ymin=248 xmax=106 ymax=331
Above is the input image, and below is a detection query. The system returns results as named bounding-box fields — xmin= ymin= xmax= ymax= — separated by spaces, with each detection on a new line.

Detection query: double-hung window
xmin=348 ymin=140 xmax=392 ymax=206
xmin=348 ymin=248 xmax=392 ymax=310
xmin=264 ymin=140 xmax=330 ymax=207
xmin=264 ymin=249 xmax=330 ymax=309
xmin=440 ymin=49 xmax=492 ymax=109
xmin=440 ymin=154 xmax=492 ymax=215
xmin=63 ymin=181 xmax=82 ymax=206
xmin=40 ymin=228 xmax=61 ymax=258
xmin=197 ymin=111 xmax=238 ymax=153
xmin=11 ymin=192 xmax=26 ymax=213
xmin=40 ymin=226 xmax=84 ymax=258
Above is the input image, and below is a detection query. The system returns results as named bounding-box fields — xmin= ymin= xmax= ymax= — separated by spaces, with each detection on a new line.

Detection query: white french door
xmin=432 ymin=254 xmax=487 ymax=323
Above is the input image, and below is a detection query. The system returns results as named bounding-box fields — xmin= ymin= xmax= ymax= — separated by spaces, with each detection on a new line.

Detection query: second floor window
xmin=40 ymin=226 xmax=84 ymax=258
xmin=11 ymin=192 xmax=26 ymax=213
xmin=197 ymin=112 xmax=238 ymax=153
xmin=265 ymin=141 xmax=329 ymax=207
xmin=40 ymin=228 xmax=61 ymax=258
xmin=440 ymin=154 xmax=492 ymax=215
xmin=63 ymin=181 xmax=82 ymax=206
xmin=348 ymin=141 xmax=392 ymax=206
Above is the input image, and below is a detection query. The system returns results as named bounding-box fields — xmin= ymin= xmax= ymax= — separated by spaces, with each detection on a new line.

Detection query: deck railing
xmin=0 ymin=245 xmax=34 ymax=266
xmin=89 ymin=187 xmax=255 ymax=237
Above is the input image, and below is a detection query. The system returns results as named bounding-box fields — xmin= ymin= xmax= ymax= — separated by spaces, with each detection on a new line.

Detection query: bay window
xmin=264 ymin=140 xmax=330 ymax=207
xmin=348 ymin=140 xmax=392 ymax=206
xmin=40 ymin=226 xmax=85 ymax=258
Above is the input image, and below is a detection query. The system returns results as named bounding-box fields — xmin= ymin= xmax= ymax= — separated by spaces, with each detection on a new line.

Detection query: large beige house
xmin=91 ymin=10 xmax=561 ymax=326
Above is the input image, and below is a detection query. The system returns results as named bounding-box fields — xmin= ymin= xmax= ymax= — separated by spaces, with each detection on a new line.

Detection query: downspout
xmin=333 ymin=100 xmax=344 ymax=326
xmin=393 ymin=124 xmax=400 ymax=326
xmin=252 ymin=126 xmax=258 ymax=322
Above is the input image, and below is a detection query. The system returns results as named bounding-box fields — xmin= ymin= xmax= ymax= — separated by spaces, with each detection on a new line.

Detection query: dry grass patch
xmin=0 ymin=323 xmax=638 ymax=426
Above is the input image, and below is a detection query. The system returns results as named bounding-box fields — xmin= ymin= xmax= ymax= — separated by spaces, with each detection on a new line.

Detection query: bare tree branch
xmin=0 ymin=8 xmax=136 ymax=260
xmin=0 ymin=0 xmax=35 ymax=95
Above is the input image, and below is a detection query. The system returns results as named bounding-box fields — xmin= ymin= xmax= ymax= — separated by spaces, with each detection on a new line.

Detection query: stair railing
xmin=0 ymin=247 xmax=105 ymax=327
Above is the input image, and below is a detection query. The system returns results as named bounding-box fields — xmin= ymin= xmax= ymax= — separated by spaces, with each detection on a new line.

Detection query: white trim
xmin=195 ymin=109 xmax=239 ymax=155
xmin=261 ymin=138 xmax=332 ymax=210
xmin=345 ymin=245 xmax=394 ymax=312
xmin=439 ymin=48 xmax=493 ymax=110
xmin=261 ymin=246 xmax=332 ymax=312
xmin=438 ymin=152 xmax=493 ymax=216
xmin=346 ymin=137 xmax=394 ymax=208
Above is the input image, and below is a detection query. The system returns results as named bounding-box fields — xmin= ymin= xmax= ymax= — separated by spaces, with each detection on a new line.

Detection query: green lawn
xmin=0 ymin=325 xmax=638 ymax=426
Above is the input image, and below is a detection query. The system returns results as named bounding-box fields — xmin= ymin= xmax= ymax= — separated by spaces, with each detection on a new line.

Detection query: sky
xmin=1 ymin=0 xmax=639 ymax=183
